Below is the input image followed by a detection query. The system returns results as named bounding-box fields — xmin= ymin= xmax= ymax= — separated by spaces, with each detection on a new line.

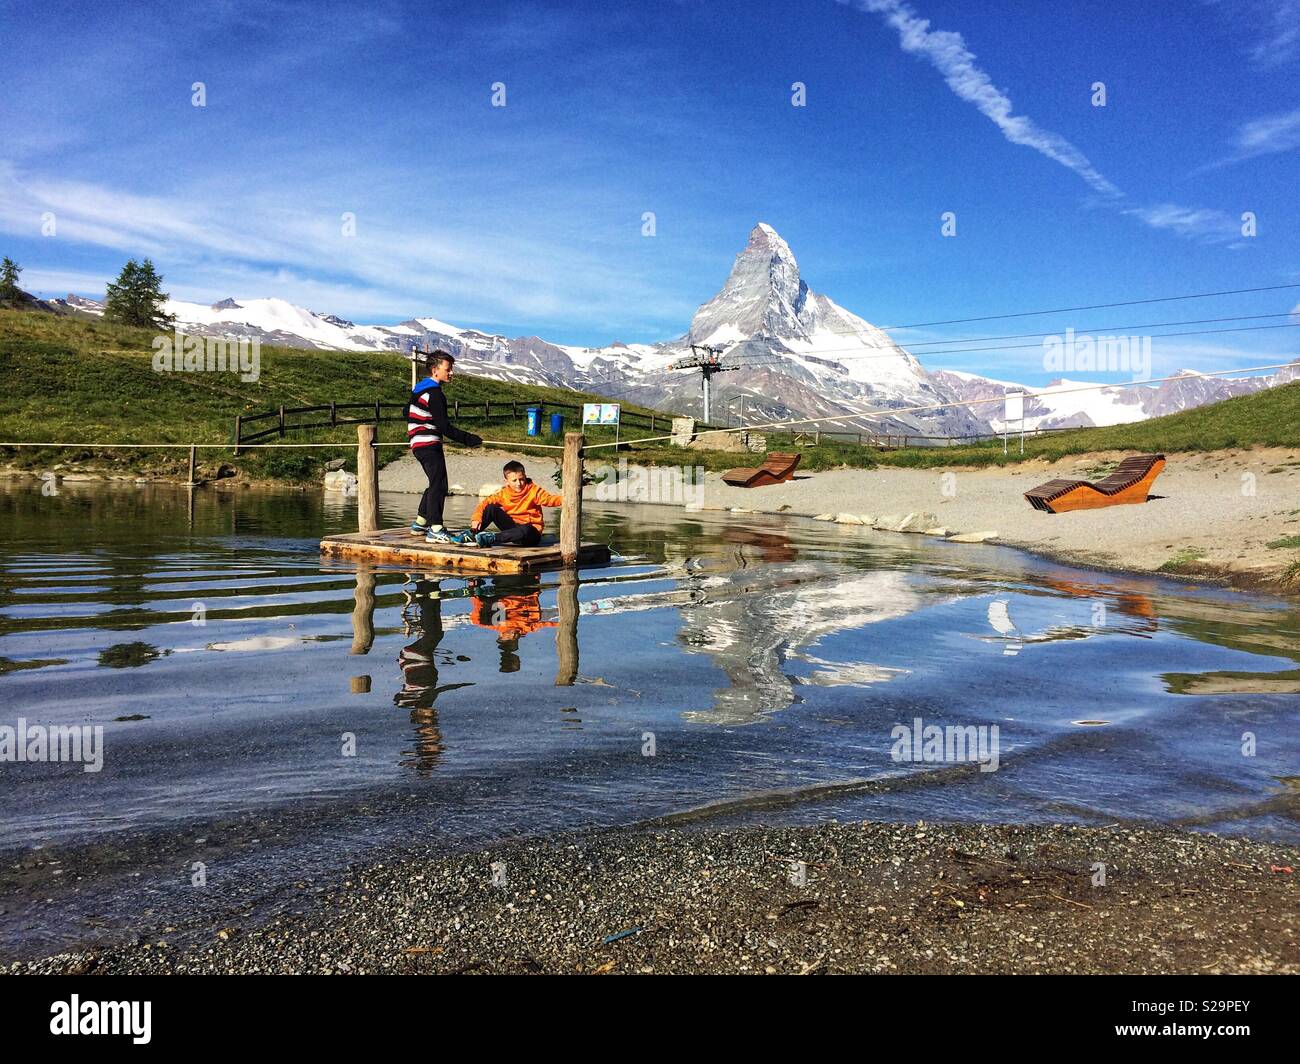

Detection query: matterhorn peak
xmin=688 ymin=222 xmax=808 ymax=344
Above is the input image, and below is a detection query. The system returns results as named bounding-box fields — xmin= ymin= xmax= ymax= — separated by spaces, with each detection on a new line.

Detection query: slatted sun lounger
xmin=1024 ymin=454 xmax=1166 ymax=513
xmin=721 ymin=452 xmax=802 ymax=488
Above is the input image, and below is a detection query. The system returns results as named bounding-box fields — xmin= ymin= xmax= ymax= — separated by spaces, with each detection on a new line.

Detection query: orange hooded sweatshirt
xmin=472 ymin=478 xmax=563 ymax=532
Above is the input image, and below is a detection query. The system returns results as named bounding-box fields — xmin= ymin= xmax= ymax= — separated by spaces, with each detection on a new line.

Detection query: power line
xmin=875 ymin=282 xmax=1300 ymax=331
xmin=734 ymin=321 xmax=1300 ymax=369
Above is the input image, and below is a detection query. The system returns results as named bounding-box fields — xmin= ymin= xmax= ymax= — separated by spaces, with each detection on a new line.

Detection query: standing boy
xmin=468 ymin=460 xmax=563 ymax=547
xmin=407 ymin=349 xmax=482 ymax=543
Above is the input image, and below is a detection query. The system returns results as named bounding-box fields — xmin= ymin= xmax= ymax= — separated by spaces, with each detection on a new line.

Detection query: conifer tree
xmin=104 ymin=258 xmax=176 ymax=329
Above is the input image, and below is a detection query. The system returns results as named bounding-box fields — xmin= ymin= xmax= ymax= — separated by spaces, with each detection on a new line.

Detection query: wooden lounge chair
xmin=1024 ymin=454 xmax=1166 ymax=513
xmin=721 ymin=452 xmax=801 ymax=488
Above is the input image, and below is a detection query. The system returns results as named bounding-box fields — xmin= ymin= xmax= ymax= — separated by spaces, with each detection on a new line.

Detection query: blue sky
xmin=1 ymin=0 xmax=1297 ymax=384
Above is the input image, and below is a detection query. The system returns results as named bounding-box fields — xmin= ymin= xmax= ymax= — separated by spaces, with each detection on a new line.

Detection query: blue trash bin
xmin=549 ymin=412 xmax=563 ymax=435
xmin=525 ymin=406 xmax=542 ymax=436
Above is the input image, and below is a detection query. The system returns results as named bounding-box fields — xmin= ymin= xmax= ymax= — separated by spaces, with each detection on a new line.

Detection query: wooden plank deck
xmin=320 ymin=527 xmax=611 ymax=573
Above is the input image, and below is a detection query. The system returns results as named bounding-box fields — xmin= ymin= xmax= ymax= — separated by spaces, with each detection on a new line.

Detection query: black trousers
xmin=414 ymin=445 xmax=448 ymax=526
xmin=479 ymin=502 xmax=542 ymax=546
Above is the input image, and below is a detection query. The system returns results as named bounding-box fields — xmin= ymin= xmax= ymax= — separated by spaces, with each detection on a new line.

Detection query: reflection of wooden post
xmin=357 ymin=424 xmax=378 ymax=533
xmin=351 ymin=568 xmax=376 ymax=654
xmin=555 ymin=568 xmax=579 ymax=686
xmin=187 ymin=444 xmax=197 ymax=485
xmin=560 ymin=432 xmax=584 ymax=566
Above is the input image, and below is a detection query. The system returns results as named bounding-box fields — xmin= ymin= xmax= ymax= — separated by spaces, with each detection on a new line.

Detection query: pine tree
xmin=0 ymin=257 xmax=22 ymax=306
xmin=104 ymin=258 xmax=176 ymax=329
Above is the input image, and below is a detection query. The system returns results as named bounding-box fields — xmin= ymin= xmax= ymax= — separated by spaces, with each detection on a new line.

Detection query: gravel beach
xmin=379 ymin=446 xmax=1300 ymax=591
xmin=13 ymin=822 xmax=1297 ymax=975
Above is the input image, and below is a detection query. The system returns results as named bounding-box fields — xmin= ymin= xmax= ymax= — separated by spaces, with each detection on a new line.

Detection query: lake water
xmin=1 ymin=481 xmax=1297 ymax=958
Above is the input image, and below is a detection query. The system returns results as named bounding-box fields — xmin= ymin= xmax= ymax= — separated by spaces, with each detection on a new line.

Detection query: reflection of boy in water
xmin=469 ymin=576 xmax=557 ymax=673
xmin=394 ymin=578 xmax=470 ymax=774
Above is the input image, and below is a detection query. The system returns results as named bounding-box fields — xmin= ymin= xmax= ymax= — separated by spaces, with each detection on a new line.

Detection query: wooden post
xmin=351 ymin=568 xmax=376 ymax=655
xmin=410 ymin=359 xmax=417 ymax=388
xmin=279 ymin=406 xmax=286 ymax=438
xmin=233 ymin=415 xmax=242 ymax=457
xmin=560 ymin=432 xmax=584 ymax=566
xmin=554 ymin=568 xmax=579 ymax=686
xmin=357 ymin=424 xmax=379 ymax=533
xmin=187 ymin=444 xmax=196 ymax=485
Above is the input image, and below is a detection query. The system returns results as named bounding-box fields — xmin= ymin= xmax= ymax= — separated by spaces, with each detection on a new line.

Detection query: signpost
xmin=583 ymin=402 xmax=621 ymax=448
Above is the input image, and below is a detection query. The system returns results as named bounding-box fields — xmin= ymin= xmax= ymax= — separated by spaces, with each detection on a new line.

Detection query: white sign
xmin=1004 ymin=392 xmax=1024 ymax=422
xmin=583 ymin=403 xmax=620 ymax=425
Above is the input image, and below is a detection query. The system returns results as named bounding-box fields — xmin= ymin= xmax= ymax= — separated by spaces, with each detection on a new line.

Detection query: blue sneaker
xmin=450 ymin=529 xmax=476 ymax=545
xmin=410 ymin=520 xmax=428 ymax=536
xmin=424 ymin=527 xmax=457 ymax=544
xmin=474 ymin=530 xmax=498 ymax=548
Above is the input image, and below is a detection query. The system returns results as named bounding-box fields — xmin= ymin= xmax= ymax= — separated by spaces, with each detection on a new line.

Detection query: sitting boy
xmin=469 ymin=461 xmax=563 ymax=547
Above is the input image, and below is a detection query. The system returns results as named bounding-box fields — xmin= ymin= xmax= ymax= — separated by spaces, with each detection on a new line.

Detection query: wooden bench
xmin=721 ymin=452 xmax=801 ymax=488
xmin=1024 ymin=454 xmax=1166 ymax=513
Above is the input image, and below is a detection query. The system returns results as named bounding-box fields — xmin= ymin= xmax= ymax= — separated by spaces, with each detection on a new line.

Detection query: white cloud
xmin=847 ymin=0 xmax=1119 ymax=197
xmin=0 ymin=161 xmax=695 ymax=333
xmin=844 ymin=0 xmax=1243 ymax=243
xmin=1205 ymin=0 xmax=1300 ymax=67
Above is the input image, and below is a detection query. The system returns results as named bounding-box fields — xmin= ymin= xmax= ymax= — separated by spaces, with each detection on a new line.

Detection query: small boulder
xmin=324 ymin=470 xmax=358 ymax=493
xmin=325 ymin=458 xmax=347 ymax=471
xmin=812 ymin=513 xmax=835 ymax=521
xmin=478 ymin=483 xmax=502 ymax=497
xmin=835 ymin=512 xmax=864 ymax=524
xmin=923 ymin=527 xmax=950 ymax=537
xmin=948 ymin=530 xmax=998 ymax=543
xmin=894 ymin=511 xmax=938 ymax=533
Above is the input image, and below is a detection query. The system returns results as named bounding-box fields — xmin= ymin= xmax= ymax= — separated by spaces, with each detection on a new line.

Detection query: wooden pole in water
xmin=187 ymin=444 xmax=196 ymax=485
xmin=351 ymin=568 xmax=376 ymax=655
xmin=560 ymin=431 xmax=584 ymax=566
xmin=554 ymin=567 xmax=579 ymax=686
xmin=357 ymin=424 xmax=379 ymax=533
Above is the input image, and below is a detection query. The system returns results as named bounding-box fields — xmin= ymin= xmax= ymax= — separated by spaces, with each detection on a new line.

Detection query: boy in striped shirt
xmin=406 ymin=349 xmax=482 ymax=543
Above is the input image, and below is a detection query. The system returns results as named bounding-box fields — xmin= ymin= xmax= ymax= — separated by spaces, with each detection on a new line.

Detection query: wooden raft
xmin=320 ymin=528 xmax=610 ymax=573
xmin=1024 ymin=454 xmax=1166 ymax=514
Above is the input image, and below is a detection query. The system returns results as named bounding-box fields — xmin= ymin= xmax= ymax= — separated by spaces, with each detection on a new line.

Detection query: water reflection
xmin=393 ymin=577 xmax=471 ymax=776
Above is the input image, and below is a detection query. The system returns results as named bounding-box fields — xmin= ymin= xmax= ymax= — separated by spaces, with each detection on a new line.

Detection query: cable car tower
xmin=667 ymin=343 xmax=741 ymax=424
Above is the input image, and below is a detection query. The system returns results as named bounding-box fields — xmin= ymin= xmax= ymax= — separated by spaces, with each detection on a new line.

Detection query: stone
xmin=689 ymin=430 xmax=749 ymax=453
xmin=324 ymin=470 xmax=358 ymax=493
xmin=448 ymin=483 xmax=465 ymax=494
xmin=670 ymin=417 xmax=696 ymax=447
xmin=923 ymin=527 xmax=950 ymax=537
xmin=835 ymin=512 xmax=864 ymax=524
xmin=478 ymin=483 xmax=502 ymax=497
xmin=813 ymin=513 xmax=834 ymax=521
xmin=948 ymin=530 xmax=998 ymax=543
xmin=894 ymin=511 xmax=938 ymax=533
xmin=325 ymin=458 xmax=347 ymax=471
xmin=39 ymin=471 xmax=58 ymax=481
xmin=873 ymin=513 xmax=903 ymax=530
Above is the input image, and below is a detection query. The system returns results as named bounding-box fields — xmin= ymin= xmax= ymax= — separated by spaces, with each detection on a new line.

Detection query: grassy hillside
xmin=0 ymin=310 xmax=685 ymax=481
xmin=2 ymin=309 xmax=1297 ymax=482
xmin=869 ymin=378 xmax=1300 ymax=468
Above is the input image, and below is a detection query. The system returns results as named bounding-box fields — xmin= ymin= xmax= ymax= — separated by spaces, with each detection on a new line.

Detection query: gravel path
xmin=14 ymin=822 xmax=1296 ymax=975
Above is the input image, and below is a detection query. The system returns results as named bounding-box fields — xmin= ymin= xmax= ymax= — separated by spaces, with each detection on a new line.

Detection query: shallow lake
xmin=1 ymin=481 xmax=1296 ymax=958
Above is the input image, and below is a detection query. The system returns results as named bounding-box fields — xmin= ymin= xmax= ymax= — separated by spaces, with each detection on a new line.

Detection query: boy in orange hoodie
xmin=468 ymin=460 xmax=563 ymax=548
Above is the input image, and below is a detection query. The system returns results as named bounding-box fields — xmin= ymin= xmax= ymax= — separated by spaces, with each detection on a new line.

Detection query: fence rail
xmin=234 ymin=398 xmax=1083 ymax=455
xmin=232 ymin=398 xmax=668 ymax=454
